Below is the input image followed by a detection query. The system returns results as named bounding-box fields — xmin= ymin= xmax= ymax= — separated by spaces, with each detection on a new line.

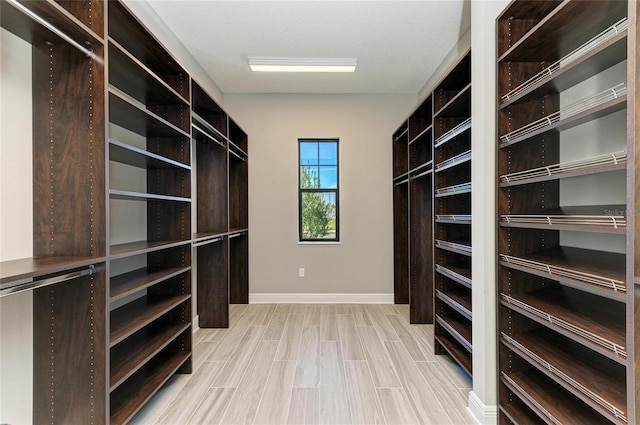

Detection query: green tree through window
xmin=299 ymin=139 xmax=339 ymax=241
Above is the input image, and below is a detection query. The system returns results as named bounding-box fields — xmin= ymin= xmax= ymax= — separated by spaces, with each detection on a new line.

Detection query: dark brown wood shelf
xmin=499 ymin=151 xmax=626 ymax=187
xmin=435 ymin=239 xmax=472 ymax=257
xmin=193 ymin=231 xmax=228 ymax=243
xmin=108 ymin=0 xmax=189 ymax=100
xmin=229 ymin=141 xmax=248 ymax=160
xmin=109 ymin=139 xmax=190 ymax=170
xmin=501 ymin=369 xmax=615 ymax=425
xmin=0 ymin=0 xmax=104 ymax=49
xmin=499 ymin=246 xmax=626 ymax=300
xmin=110 ymin=294 xmax=190 ymax=347
xmin=435 ymin=263 xmax=472 ymax=288
xmin=192 ymin=81 xmax=227 ymax=137
xmin=500 ymin=29 xmax=627 ymax=108
xmin=499 ymin=398 xmax=544 ymax=425
xmin=109 ymin=40 xmax=190 ymax=113
xmin=110 ymin=266 xmax=191 ymax=302
xmin=0 ymin=256 xmax=104 ymax=287
xmin=500 ymin=285 xmax=626 ymax=364
xmin=436 ymin=313 xmax=472 ymax=352
xmin=499 ymin=90 xmax=627 ymax=148
xmin=436 ymin=288 xmax=472 ymax=320
xmin=192 ymin=111 xmax=228 ymax=144
xmin=498 ymin=1 xmax=627 ymax=62
xmin=499 ymin=204 xmax=626 ymax=234
xmin=110 ymin=240 xmax=191 ymax=260
xmin=408 ymin=124 xmax=432 ymax=145
xmin=110 ymin=322 xmax=190 ymax=390
xmin=502 ymin=329 xmax=626 ymax=423
xmin=434 ymin=84 xmax=471 ymax=118
xmin=229 ymin=228 xmax=249 ymax=236
xmin=110 ymin=349 xmax=190 ymax=425
xmin=109 ymin=189 xmax=191 ymax=203
xmin=109 ymin=89 xmax=190 ymax=139
xmin=434 ymin=332 xmax=472 ymax=377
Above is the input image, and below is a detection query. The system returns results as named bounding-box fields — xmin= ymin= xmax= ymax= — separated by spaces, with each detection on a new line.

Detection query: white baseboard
xmin=248 ymin=293 xmax=394 ymax=304
xmin=467 ymin=391 xmax=497 ymax=425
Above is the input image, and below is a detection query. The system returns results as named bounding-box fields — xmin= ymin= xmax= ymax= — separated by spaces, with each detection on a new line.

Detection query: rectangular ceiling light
xmin=248 ymin=57 xmax=356 ymax=73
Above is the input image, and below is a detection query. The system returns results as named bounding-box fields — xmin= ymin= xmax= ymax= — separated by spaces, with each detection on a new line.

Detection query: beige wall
xmin=223 ymin=94 xmax=416 ymax=297
xmin=0 ymin=28 xmax=34 ymax=424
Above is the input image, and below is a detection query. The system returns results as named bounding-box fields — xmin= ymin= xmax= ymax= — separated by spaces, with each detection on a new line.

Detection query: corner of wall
xmin=467 ymin=391 xmax=498 ymax=425
xmin=417 ymin=26 xmax=471 ymax=102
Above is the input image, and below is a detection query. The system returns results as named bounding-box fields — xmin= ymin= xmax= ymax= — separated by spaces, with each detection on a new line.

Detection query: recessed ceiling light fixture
xmin=248 ymin=57 xmax=357 ymax=73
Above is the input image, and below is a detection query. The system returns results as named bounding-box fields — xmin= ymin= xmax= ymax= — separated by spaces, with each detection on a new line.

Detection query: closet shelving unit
xmin=192 ymin=82 xmax=249 ymax=328
xmin=107 ymin=1 xmax=192 ymax=423
xmin=496 ymin=1 xmax=637 ymax=423
xmin=408 ymin=98 xmax=434 ymax=324
xmin=432 ymin=50 xmax=473 ymax=377
xmin=0 ymin=0 xmax=108 ymax=423
xmin=392 ymin=122 xmax=410 ymax=305
xmin=392 ymin=97 xmax=434 ymax=324
xmin=1 ymin=0 xmax=250 ymax=422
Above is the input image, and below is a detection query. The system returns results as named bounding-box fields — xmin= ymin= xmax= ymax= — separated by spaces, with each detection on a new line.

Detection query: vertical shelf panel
xmin=197 ymin=238 xmax=229 ymax=328
xmin=33 ymin=266 xmax=107 ymax=424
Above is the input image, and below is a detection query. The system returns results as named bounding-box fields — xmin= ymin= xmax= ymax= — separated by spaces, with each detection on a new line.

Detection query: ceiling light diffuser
xmin=248 ymin=57 xmax=357 ymax=73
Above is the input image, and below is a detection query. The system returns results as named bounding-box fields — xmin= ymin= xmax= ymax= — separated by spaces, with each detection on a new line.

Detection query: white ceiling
xmin=143 ymin=0 xmax=470 ymax=94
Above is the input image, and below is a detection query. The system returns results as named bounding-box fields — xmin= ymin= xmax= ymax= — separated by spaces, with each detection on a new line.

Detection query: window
xmin=298 ymin=139 xmax=339 ymax=241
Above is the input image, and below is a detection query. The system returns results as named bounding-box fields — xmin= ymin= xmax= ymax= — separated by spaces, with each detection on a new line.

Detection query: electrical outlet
xmin=298 ymin=268 xmax=305 ymax=278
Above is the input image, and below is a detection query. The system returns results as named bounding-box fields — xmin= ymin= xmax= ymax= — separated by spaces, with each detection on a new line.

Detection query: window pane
xmin=319 ymin=143 xmax=337 ymax=165
xmin=301 ymin=191 xmax=337 ymax=239
xmin=318 ymin=166 xmax=337 ymax=189
xmin=300 ymin=142 xmax=318 ymax=166
xmin=300 ymin=165 xmax=320 ymax=189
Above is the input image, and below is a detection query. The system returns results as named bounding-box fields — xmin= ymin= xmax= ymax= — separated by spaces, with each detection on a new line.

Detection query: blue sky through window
xmin=300 ymin=141 xmax=338 ymax=189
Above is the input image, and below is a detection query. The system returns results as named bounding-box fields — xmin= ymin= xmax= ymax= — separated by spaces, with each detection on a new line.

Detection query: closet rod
xmin=193 ymin=236 xmax=225 ymax=247
xmin=7 ymin=0 xmax=97 ymax=59
xmin=0 ymin=265 xmax=95 ymax=298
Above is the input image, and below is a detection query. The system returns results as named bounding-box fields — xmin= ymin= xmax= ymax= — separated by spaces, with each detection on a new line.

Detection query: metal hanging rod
xmin=0 ymin=265 xmax=95 ymax=298
xmin=7 ymin=0 xmax=96 ymax=59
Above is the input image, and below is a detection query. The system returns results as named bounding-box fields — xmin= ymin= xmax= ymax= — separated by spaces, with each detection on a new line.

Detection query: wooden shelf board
xmin=109 ymin=89 xmax=190 ymax=139
xmin=501 ymin=369 xmax=616 ymax=425
xmin=499 ymin=94 xmax=627 ymax=148
xmin=500 ymin=285 xmax=626 ymax=364
xmin=436 ymin=314 xmax=472 ymax=352
xmin=499 ymin=160 xmax=626 ymax=187
xmin=110 ymin=349 xmax=190 ymax=425
xmin=193 ymin=231 xmax=228 ymax=242
xmin=500 ymin=204 xmax=626 ymax=234
xmin=228 ymin=228 xmax=249 ymax=237
xmin=110 ymin=266 xmax=191 ymax=302
xmin=110 ymin=240 xmax=191 ymax=260
xmin=108 ymin=0 xmax=189 ymax=100
xmin=408 ymin=124 xmax=432 ymax=145
xmin=109 ymin=139 xmax=190 ymax=170
xmin=435 ymin=239 xmax=472 ymax=257
xmin=501 ymin=329 xmax=626 ymax=421
xmin=435 ymin=263 xmax=472 ymax=288
xmin=434 ymin=333 xmax=472 ymax=377
xmin=436 ymin=288 xmax=472 ymax=320
xmin=499 ymin=1 xmax=627 ymax=62
xmin=0 ymin=256 xmax=104 ymax=287
xmin=499 ymin=400 xmax=542 ymax=425
xmin=0 ymin=0 xmax=104 ymax=48
xmin=500 ymin=246 xmax=626 ymax=301
xmin=109 ymin=40 xmax=189 ymax=110
xmin=110 ymin=322 xmax=190 ymax=390
xmin=109 ymin=189 xmax=191 ymax=203
xmin=110 ymin=294 xmax=190 ymax=347
xmin=434 ymin=84 xmax=471 ymax=118
xmin=192 ymin=111 xmax=228 ymax=143
xmin=501 ymin=31 xmax=627 ymax=108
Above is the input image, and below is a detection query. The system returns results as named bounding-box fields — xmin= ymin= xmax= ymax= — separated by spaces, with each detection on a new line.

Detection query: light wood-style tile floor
xmin=130 ymin=304 xmax=474 ymax=425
